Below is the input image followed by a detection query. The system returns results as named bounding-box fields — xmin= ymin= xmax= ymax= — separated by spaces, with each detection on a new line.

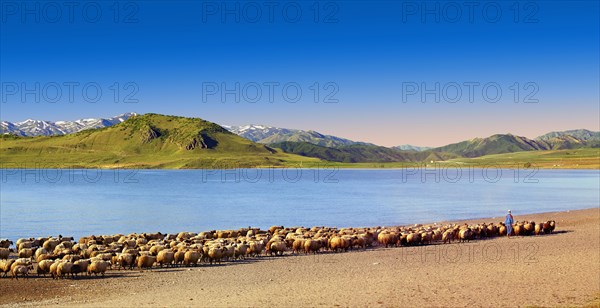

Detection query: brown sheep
xmin=535 ymin=223 xmax=544 ymax=235
xmin=292 ymin=239 xmax=305 ymax=254
xmin=43 ymin=239 xmax=60 ymax=251
xmin=0 ymin=248 xmax=10 ymax=260
xmin=56 ymin=261 xmax=74 ymax=279
xmin=157 ymin=250 xmax=175 ymax=267
xmin=432 ymin=230 xmax=443 ymax=242
xmin=49 ymin=261 xmax=61 ymax=279
xmin=0 ymin=259 xmax=15 ymax=277
xmin=270 ymin=226 xmax=285 ymax=235
xmin=137 ymin=255 xmax=156 ymax=270
xmin=88 ymin=260 xmax=110 ymax=276
xmin=234 ymin=243 xmax=248 ymax=259
xmin=543 ymin=220 xmax=556 ymax=234
xmin=149 ymin=245 xmax=165 ymax=256
xmin=498 ymin=224 xmax=507 ymax=236
xmin=17 ymin=241 xmax=33 ymax=251
xmin=11 ymin=264 xmax=29 ymax=279
xmin=421 ymin=232 xmax=433 ymax=245
xmin=513 ymin=223 xmax=523 ymax=236
xmin=63 ymin=254 xmax=81 ymax=263
xmin=37 ymin=259 xmax=55 ymax=277
xmin=406 ymin=233 xmax=421 ymax=246
xmin=247 ymin=241 xmax=264 ymax=257
xmin=184 ymin=250 xmax=201 ymax=266
xmin=35 ymin=247 xmax=48 ymax=259
xmin=442 ymin=230 xmax=454 ymax=244
xmin=487 ymin=224 xmax=498 ymax=237
xmin=0 ymin=240 xmax=13 ymax=249
xmin=303 ymin=239 xmax=321 ymax=254
xmin=10 ymin=258 xmax=33 ymax=279
xmin=377 ymin=232 xmax=398 ymax=248
xmin=207 ymin=246 xmax=225 ymax=264
xmin=458 ymin=229 xmax=472 ymax=243
xmin=267 ymin=241 xmax=287 ymax=256
xmin=222 ymin=245 xmax=235 ymax=261
xmin=74 ymin=259 xmax=91 ymax=274
xmin=523 ymin=222 xmax=535 ymax=236
xmin=328 ymin=236 xmax=349 ymax=252
xmin=117 ymin=253 xmax=136 ymax=270
xmin=174 ymin=250 xmax=186 ymax=266
xmin=36 ymin=253 xmax=53 ymax=263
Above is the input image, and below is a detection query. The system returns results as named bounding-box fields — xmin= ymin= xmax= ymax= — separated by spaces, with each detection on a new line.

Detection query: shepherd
xmin=505 ymin=210 xmax=514 ymax=238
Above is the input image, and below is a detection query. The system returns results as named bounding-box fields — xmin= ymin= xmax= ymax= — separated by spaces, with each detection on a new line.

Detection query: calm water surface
xmin=1 ymin=168 xmax=598 ymax=241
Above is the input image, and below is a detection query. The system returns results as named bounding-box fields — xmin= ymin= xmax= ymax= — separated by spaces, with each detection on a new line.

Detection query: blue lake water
xmin=0 ymin=168 xmax=598 ymax=241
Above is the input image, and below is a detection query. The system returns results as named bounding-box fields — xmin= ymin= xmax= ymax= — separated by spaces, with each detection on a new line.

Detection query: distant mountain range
xmin=1 ymin=114 xmax=417 ymax=150
xmin=270 ymin=141 xmax=458 ymax=163
xmin=392 ymin=145 xmax=432 ymax=152
xmin=222 ymin=124 xmax=373 ymax=148
xmin=432 ymin=131 xmax=599 ymax=158
xmin=535 ymin=129 xmax=600 ymax=141
xmin=1 ymin=113 xmax=598 ymax=163
xmin=1 ymin=113 xmax=137 ymax=137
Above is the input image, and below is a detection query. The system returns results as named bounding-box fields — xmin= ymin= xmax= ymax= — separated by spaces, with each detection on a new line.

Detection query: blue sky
xmin=1 ymin=0 xmax=598 ymax=146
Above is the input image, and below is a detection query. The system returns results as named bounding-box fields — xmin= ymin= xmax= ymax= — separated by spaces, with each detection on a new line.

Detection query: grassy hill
xmin=433 ymin=134 xmax=548 ymax=157
xmin=535 ymin=129 xmax=600 ymax=142
xmin=270 ymin=141 xmax=459 ymax=163
xmin=0 ymin=114 xmax=322 ymax=169
xmin=433 ymin=133 xmax=598 ymax=158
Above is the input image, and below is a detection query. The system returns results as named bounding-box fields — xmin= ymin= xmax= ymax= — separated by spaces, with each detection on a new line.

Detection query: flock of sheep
xmin=0 ymin=220 xmax=556 ymax=279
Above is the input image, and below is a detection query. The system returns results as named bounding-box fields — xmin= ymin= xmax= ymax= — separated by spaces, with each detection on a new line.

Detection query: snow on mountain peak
xmin=0 ymin=112 xmax=138 ymax=137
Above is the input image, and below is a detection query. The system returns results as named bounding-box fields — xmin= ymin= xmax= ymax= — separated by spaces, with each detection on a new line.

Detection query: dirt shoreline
xmin=1 ymin=208 xmax=599 ymax=307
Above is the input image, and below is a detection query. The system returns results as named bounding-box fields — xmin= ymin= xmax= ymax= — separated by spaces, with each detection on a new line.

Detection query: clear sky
xmin=1 ymin=0 xmax=598 ymax=147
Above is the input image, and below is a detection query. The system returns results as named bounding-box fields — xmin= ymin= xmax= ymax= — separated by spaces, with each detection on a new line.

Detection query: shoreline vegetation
xmin=0 ymin=148 xmax=598 ymax=170
xmin=0 ymin=208 xmax=598 ymax=307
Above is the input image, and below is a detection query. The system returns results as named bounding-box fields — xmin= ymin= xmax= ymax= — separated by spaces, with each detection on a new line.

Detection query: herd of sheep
xmin=0 ymin=220 xmax=556 ymax=280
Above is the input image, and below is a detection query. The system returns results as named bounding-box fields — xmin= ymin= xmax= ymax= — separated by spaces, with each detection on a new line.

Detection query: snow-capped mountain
xmin=0 ymin=121 xmax=27 ymax=137
xmin=1 ymin=112 xmax=138 ymax=137
xmin=222 ymin=124 xmax=370 ymax=148
xmin=222 ymin=125 xmax=299 ymax=142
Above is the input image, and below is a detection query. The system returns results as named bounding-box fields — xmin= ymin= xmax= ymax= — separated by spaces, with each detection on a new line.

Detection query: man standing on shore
xmin=505 ymin=210 xmax=514 ymax=238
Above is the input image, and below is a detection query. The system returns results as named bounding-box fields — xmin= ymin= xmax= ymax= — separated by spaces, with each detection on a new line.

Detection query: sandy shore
xmin=1 ymin=208 xmax=599 ymax=307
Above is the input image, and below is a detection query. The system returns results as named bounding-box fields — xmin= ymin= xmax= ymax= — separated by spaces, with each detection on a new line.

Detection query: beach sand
xmin=1 ymin=208 xmax=599 ymax=307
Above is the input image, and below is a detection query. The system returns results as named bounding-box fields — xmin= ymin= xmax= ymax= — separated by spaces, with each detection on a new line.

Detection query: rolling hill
xmin=432 ymin=133 xmax=598 ymax=158
xmin=535 ymin=129 xmax=600 ymax=142
xmin=0 ymin=114 xmax=321 ymax=169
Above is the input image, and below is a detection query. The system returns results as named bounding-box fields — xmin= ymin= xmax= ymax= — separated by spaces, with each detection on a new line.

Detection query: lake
xmin=1 ymin=168 xmax=598 ymax=241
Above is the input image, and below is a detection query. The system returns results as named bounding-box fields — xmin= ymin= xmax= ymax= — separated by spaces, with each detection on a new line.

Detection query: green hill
xmin=535 ymin=129 xmax=600 ymax=142
xmin=434 ymin=132 xmax=598 ymax=158
xmin=535 ymin=129 xmax=600 ymax=150
xmin=433 ymin=134 xmax=550 ymax=157
xmin=270 ymin=141 xmax=459 ymax=163
xmin=0 ymin=114 xmax=321 ymax=168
